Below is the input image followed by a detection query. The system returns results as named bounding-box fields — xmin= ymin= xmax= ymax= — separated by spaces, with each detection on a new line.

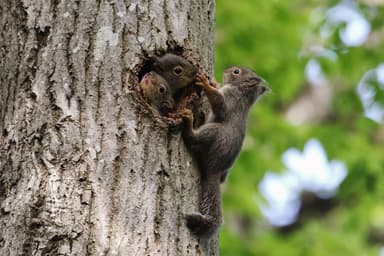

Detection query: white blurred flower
xmin=323 ymin=2 xmax=371 ymax=46
xmin=283 ymin=139 xmax=347 ymax=199
xmin=357 ymin=63 xmax=384 ymax=123
xmin=377 ymin=64 xmax=384 ymax=84
xmin=258 ymin=139 xmax=348 ymax=226
xmin=305 ymin=59 xmax=328 ymax=87
xmin=258 ymin=172 xmax=301 ymax=227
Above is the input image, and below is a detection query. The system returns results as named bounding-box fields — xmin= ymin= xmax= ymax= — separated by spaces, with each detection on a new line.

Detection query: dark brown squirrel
xmin=139 ymin=71 xmax=175 ymax=115
xmin=180 ymin=67 xmax=269 ymax=238
xmin=152 ymin=53 xmax=198 ymax=95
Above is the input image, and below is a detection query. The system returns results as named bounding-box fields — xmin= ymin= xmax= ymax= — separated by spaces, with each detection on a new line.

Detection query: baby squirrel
xmin=153 ymin=53 xmax=198 ymax=95
xmin=139 ymin=71 xmax=175 ymax=115
xmin=181 ymin=67 xmax=269 ymax=238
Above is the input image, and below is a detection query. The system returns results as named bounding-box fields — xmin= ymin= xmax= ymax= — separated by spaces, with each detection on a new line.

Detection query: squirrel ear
xmin=152 ymin=56 xmax=162 ymax=71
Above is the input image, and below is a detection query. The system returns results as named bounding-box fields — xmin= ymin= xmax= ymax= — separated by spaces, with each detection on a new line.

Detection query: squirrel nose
xmin=258 ymin=83 xmax=271 ymax=95
xmin=143 ymin=72 xmax=152 ymax=80
xmin=255 ymin=77 xmax=270 ymax=94
xmin=161 ymin=100 xmax=174 ymax=111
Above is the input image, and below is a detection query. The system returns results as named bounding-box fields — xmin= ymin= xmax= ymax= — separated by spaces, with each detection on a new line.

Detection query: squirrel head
xmin=152 ymin=53 xmax=198 ymax=91
xmin=223 ymin=67 xmax=269 ymax=104
xmin=140 ymin=71 xmax=175 ymax=114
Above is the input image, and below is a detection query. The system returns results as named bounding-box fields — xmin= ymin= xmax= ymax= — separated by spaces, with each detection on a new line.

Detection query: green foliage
xmin=216 ymin=0 xmax=384 ymax=255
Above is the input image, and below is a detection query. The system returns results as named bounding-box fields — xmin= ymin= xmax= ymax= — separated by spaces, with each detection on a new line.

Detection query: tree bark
xmin=0 ymin=0 xmax=216 ymax=255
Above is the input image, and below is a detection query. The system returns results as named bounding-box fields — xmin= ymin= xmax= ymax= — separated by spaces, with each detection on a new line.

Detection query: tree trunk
xmin=0 ymin=0 xmax=216 ymax=255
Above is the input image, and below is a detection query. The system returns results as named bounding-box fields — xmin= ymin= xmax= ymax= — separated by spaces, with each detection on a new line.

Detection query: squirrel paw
xmin=196 ymin=72 xmax=211 ymax=89
xmin=185 ymin=213 xmax=217 ymax=238
xmin=179 ymin=108 xmax=193 ymax=121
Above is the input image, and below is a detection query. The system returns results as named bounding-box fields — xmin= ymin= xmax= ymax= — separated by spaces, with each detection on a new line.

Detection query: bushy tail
xmin=186 ymin=172 xmax=222 ymax=238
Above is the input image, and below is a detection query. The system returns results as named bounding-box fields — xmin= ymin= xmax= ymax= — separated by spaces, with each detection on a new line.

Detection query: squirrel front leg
xmin=180 ymin=109 xmax=195 ymax=142
xmin=180 ymin=109 xmax=216 ymax=153
xmin=196 ymin=73 xmax=227 ymax=121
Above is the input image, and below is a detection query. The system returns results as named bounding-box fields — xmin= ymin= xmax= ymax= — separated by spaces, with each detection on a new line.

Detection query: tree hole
xmin=137 ymin=59 xmax=155 ymax=82
xmin=135 ymin=49 xmax=204 ymax=126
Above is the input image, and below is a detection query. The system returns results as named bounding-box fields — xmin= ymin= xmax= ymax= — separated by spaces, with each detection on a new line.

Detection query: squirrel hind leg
xmin=185 ymin=213 xmax=219 ymax=238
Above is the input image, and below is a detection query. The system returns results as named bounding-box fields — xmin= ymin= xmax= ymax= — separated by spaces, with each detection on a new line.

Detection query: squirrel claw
xmin=196 ymin=73 xmax=211 ymax=89
xmin=196 ymin=72 xmax=206 ymax=80
xmin=210 ymin=79 xmax=219 ymax=88
xmin=180 ymin=109 xmax=193 ymax=120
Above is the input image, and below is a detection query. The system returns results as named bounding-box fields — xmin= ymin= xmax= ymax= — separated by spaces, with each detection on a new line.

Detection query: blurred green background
xmin=215 ymin=0 xmax=384 ymax=255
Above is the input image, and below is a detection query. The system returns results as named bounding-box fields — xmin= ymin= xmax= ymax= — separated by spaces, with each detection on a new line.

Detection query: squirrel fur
xmin=139 ymin=71 xmax=175 ymax=115
xmin=181 ymin=67 xmax=268 ymax=238
xmin=152 ymin=53 xmax=197 ymax=95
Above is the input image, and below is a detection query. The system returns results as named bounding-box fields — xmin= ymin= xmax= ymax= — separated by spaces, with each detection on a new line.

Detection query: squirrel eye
xmin=159 ymin=84 xmax=167 ymax=94
xmin=233 ymin=68 xmax=241 ymax=75
xmin=173 ymin=66 xmax=183 ymax=76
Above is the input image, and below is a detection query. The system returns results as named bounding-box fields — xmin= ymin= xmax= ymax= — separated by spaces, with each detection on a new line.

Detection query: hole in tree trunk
xmin=135 ymin=49 xmax=203 ymax=124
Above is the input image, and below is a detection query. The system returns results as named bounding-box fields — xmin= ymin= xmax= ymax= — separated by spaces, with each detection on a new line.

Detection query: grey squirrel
xmin=181 ymin=67 xmax=269 ymax=238
xmin=152 ymin=53 xmax=198 ymax=95
xmin=139 ymin=71 xmax=175 ymax=115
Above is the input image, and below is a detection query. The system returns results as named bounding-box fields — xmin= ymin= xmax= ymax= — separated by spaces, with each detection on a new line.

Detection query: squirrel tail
xmin=186 ymin=172 xmax=222 ymax=238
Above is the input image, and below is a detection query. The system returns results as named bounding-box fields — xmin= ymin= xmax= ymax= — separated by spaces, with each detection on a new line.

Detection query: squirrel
xmin=139 ymin=71 xmax=175 ymax=115
xmin=152 ymin=53 xmax=198 ymax=95
xmin=180 ymin=67 xmax=269 ymax=238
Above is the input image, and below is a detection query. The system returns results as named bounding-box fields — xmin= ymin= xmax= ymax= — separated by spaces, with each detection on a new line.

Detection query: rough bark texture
xmin=0 ymin=0 xmax=216 ymax=255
